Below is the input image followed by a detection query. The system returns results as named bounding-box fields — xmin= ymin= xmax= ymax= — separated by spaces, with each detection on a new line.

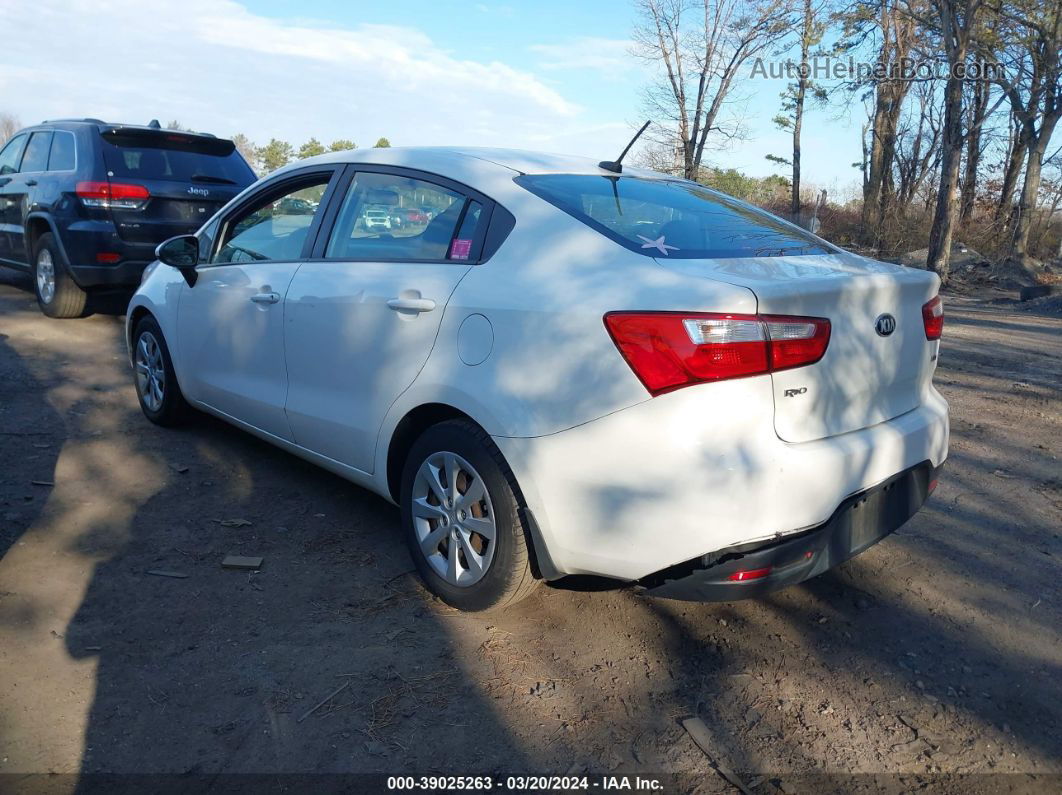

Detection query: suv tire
xmin=33 ymin=233 xmax=87 ymax=319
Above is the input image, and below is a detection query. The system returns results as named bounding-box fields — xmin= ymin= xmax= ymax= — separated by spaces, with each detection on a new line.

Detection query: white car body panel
xmin=284 ymin=260 xmax=472 ymax=472
xmin=127 ymin=146 xmax=949 ymax=584
xmin=176 ymin=262 xmax=301 ymax=440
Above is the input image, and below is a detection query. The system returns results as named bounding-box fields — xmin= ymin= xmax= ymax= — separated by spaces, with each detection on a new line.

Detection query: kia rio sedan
xmin=127 ymin=147 xmax=948 ymax=611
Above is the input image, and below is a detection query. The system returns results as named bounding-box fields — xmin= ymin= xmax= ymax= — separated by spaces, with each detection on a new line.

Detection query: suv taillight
xmin=922 ymin=296 xmax=943 ymax=340
xmin=76 ymin=181 xmax=149 ymax=210
xmin=604 ymin=312 xmax=831 ymax=396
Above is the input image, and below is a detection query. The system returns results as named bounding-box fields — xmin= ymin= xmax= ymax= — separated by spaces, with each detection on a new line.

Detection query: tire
xmin=132 ymin=316 xmax=188 ymax=427
xmin=400 ymin=419 xmax=540 ymax=612
xmin=33 ymin=233 xmax=88 ymax=318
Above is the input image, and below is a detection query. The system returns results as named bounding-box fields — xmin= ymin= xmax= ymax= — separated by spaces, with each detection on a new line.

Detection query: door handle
xmin=250 ymin=292 xmax=280 ymax=305
xmin=0 ymin=178 xmax=10 ymax=187
xmin=387 ymin=297 xmax=436 ymax=313
xmin=23 ymin=179 xmax=37 ymax=186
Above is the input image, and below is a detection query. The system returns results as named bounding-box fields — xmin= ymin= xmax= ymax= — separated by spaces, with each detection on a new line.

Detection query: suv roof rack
xmin=42 ymin=117 xmax=107 ymax=125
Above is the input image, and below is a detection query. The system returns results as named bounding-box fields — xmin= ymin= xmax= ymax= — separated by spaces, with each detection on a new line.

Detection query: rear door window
xmin=0 ymin=134 xmax=27 ymax=175
xmin=47 ymin=131 xmax=77 ymax=171
xmin=19 ymin=132 xmax=52 ymax=173
xmin=516 ymin=174 xmax=834 ymax=259
xmin=100 ymin=129 xmax=256 ymax=187
xmin=324 ymin=171 xmax=484 ymax=262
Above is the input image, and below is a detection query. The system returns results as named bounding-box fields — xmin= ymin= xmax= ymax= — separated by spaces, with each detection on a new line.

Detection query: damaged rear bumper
xmin=639 ymin=461 xmax=942 ymax=602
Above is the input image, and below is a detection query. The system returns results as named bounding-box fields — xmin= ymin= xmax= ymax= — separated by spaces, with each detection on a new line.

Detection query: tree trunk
xmin=791 ymin=0 xmax=812 ymax=222
xmin=995 ymin=121 xmax=1028 ymax=226
xmin=927 ymin=71 xmax=966 ymax=282
xmin=960 ymin=67 xmax=988 ymax=223
xmin=1011 ymin=114 xmax=1059 ymax=261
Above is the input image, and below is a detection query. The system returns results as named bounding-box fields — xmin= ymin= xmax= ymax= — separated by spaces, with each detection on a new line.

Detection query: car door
xmin=176 ymin=167 xmax=342 ymax=439
xmin=5 ymin=131 xmax=52 ymax=263
xmin=284 ymin=166 xmax=492 ymax=472
xmin=0 ymin=133 xmax=28 ymax=264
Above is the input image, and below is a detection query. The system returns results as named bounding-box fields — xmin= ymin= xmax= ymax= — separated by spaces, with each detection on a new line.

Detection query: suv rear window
xmin=100 ymin=129 xmax=255 ymax=186
xmin=516 ymin=174 xmax=833 ymax=259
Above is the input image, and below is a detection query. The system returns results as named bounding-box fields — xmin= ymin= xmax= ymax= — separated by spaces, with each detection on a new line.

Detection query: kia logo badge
xmin=875 ymin=314 xmax=897 ymax=336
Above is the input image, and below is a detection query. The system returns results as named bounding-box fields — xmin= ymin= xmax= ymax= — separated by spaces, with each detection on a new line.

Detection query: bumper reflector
xmin=727 ymin=566 xmax=773 ymax=582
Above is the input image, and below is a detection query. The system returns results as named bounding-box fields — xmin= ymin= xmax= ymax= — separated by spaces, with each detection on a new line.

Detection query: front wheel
xmin=132 ymin=316 xmax=188 ymax=426
xmin=400 ymin=420 xmax=539 ymax=611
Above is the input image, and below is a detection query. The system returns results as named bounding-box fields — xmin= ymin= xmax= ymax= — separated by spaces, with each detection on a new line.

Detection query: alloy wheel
xmin=135 ymin=331 xmax=166 ymax=412
xmin=36 ymin=249 xmax=55 ymax=304
xmin=411 ymin=451 xmax=496 ymax=587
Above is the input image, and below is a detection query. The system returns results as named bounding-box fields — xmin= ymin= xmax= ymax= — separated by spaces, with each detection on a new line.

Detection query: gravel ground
xmin=0 ymin=270 xmax=1059 ymax=793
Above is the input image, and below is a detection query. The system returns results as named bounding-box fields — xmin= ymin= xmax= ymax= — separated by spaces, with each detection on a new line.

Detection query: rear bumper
xmin=58 ymin=220 xmax=157 ymax=289
xmin=494 ymin=376 xmax=949 ymax=581
xmin=640 ymin=461 xmax=941 ymax=601
xmin=69 ymin=260 xmax=149 ymax=290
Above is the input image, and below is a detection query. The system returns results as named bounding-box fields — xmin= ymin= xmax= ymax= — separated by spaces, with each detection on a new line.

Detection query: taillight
xmin=604 ymin=311 xmax=831 ymax=396
xmin=922 ymin=296 xmax=943 ymax=340
xmin=76 ymin=181 xmax=150 ymax=210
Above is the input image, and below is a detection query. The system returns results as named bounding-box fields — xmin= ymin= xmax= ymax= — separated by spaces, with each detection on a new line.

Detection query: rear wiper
xmin=190 ymin=174 xmax=237 ymax=185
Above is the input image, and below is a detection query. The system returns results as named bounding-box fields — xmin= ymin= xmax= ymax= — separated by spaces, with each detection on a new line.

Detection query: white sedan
xmin=127 ymin=147 xmax=948 ymax=611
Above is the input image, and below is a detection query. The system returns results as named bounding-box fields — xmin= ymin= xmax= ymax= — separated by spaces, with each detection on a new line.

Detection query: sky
xmin=0 ymin=0 xmax=865 ymax=197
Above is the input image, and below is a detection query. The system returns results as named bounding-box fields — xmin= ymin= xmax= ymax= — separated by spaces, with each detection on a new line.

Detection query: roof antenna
xmin=147 ymin=119 xmax=161 ymax=129
xmin=599 ymin=120 xmax=651 ymax=174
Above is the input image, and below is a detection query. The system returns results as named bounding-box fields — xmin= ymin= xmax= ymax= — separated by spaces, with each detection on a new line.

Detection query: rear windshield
xmin=516 ymin=174 xmax=834 ymax=259
xmin=101 ymin=130 xmax=255 ymax=187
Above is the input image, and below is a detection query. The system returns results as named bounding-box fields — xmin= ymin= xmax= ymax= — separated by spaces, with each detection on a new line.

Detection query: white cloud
xmin=0 ymin=0 xmax=602 ymax=154
xmin=529 ymin=37 xmax=634 ymax=73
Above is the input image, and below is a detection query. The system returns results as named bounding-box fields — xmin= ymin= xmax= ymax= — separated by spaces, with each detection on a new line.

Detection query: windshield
xmin=516 ymin=174 xmax=835 ymax=259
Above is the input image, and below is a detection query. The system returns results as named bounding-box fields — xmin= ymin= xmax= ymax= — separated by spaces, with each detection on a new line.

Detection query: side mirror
xmin=155 ymin=235 xmax=199 ymax=286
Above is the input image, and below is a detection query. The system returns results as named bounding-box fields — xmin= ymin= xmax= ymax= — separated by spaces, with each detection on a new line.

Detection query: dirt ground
xmin=0 ymin=268 xmax=1059 ymax=793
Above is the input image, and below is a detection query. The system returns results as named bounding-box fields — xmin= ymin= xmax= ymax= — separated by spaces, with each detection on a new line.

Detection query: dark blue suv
xmin=0 ymin=119 xmax=256 ymax=317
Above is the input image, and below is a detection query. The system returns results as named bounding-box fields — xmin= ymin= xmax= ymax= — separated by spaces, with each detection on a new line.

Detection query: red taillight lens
xmin=922 ymin=296 xmax=943 ymax=340
xmin=76 ymin=181 xmax=149 ymax=210
xmin=604 ymin=312 xmax=831 ymax=396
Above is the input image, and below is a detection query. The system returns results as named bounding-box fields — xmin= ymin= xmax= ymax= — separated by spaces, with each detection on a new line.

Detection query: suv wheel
xmin=133 ymin=316 xmax=188 ymax=426
xmin=33 ymin=233 xmax=87 ymax=318
xmin=400 ymin=420 xmax=540 ymax=612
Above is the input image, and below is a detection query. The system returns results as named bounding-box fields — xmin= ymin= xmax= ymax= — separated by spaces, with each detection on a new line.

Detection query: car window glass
xmin=47 ymin=131 xmax=76 ymax=171
xmin=325 ymin=172 xmax=470 ymax=261
xmin=213 ymin=178 xmax=329 ymax=264
xmin=0 ymin=134 xmax=27 ymax=175
xmin=517 ymin=174 xmax=834 ymax=259
xmin=19 ymin=132 xmax=52 ymax=173
xmin=449 ymin=200 xmax=482 ymax=260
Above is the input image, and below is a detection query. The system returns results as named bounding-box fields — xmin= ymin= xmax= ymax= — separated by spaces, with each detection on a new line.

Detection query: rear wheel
xmin=133 ymin=316 xmax=188 ymax=426
xmin=33 ymin=233 xmax=87 ymax=318
xmin=400 ymin=420 xmax=539 ymax=612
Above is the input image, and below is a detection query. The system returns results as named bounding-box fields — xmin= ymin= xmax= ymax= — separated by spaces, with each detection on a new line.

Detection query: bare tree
xmin=632 ymin=0 xmax=792 ymax=180
xmin=0 ymin=112 xmax=21 ymax=146
xmin=995 ymin=106 xmax=1030 ymax=223
xmin=839 ymin=0 xmax=919 ymax=242
xmin=911 ymin=0 xmax=987 ymax=281
xmin=982 ymin=0 xmax=1062 ymax=263
xmin=895 ymin=80 xmax=944 ymax=209
xmin=771 ymin=0 xmax=831 ymax=220
xmin=960 ymin=55 xmax=992 ymax=221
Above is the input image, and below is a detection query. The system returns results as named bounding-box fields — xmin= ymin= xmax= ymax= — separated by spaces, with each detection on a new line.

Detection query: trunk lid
xmin=656 ymin=253 xmax=940 ymax=443
xmin=99 ymin=127 xmax=255 ymax=245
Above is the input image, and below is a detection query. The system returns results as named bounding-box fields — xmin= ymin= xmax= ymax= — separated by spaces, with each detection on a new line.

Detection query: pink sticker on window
xmin=450 ymin=238 xmax=472 ymax=260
